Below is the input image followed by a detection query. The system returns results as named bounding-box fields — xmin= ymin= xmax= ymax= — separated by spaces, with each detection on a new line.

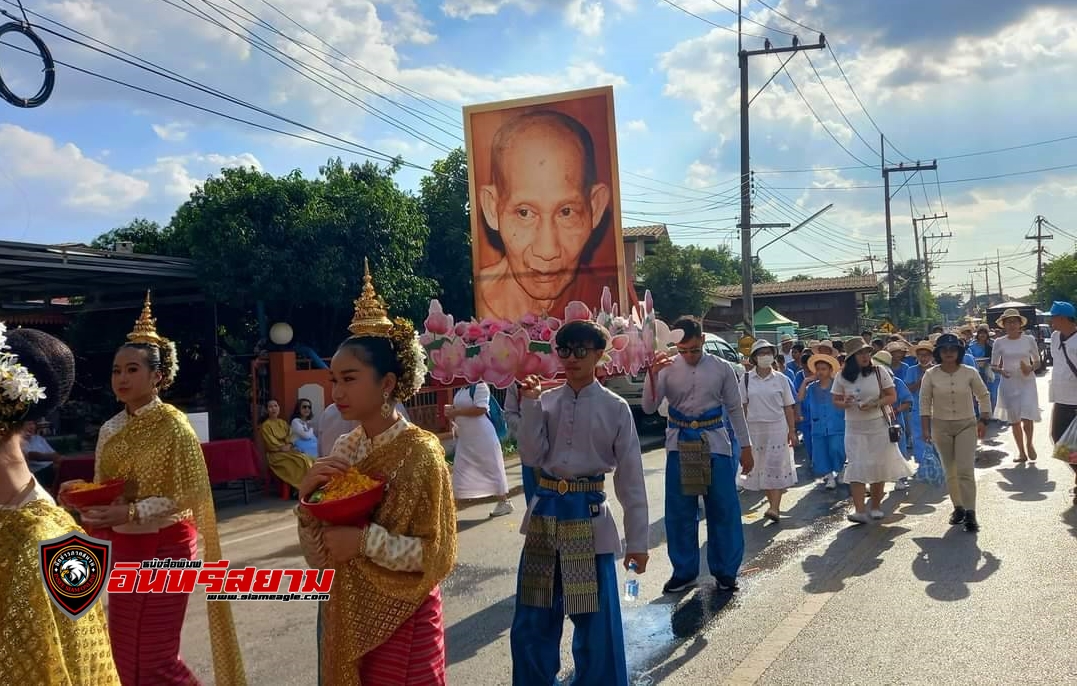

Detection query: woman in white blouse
xmin=740 ymin=340 xmax=798 ymax=522
xmin=446 ymin=382 xmax=513 ymax=517
xmin=832 ymin=340 xmax=915 ymax=524
xmin=289 ymin=399 xmax=319 ymax=457
xmin=920 ymin=334 xmax=992 ymax=532
xmin=991 ymin=309 xmax=1042 ymax=462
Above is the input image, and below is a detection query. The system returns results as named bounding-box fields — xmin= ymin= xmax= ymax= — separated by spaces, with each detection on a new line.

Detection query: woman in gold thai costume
xmin=0 ymin=325 xmax=121 ymax=685
xmin=62 ymin=294 xmax=246 ymax=685
xmin=296 ymin=262 xmax=457 ymax=685
xmin=260 ymin=398 xmax=314 ymax=489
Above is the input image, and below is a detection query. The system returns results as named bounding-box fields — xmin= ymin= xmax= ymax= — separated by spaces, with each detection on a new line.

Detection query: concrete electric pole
xmin=1026 ymin=215 xmax=1053 ymax=303
xmin=738 ymin=18 xmax=826 ymax=335
xmin=881 ymin=138 xmax=937 ymax=319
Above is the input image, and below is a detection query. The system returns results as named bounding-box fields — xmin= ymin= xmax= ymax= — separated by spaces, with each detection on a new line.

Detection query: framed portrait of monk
xmin=464 ymin=86 xmax=628 ymax=322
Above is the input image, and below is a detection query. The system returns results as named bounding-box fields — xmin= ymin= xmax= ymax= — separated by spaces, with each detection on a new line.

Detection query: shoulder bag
xmin=873 ymin=367 xmax=902 ymax=443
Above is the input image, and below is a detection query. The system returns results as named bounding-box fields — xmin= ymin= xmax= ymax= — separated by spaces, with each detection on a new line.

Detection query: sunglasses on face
xmin=556 ymin=346 xmax=597 ymax=359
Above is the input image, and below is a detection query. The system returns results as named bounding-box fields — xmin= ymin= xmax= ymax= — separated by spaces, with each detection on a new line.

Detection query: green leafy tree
xmin=419 ymin=148 xmax=474 ymax=319
xmin=90 ymin=218 xmax=178 ymax=255
xmin=844 ymin=265 xmax=870 ymax=277
xmin=637 ymin=241 xmax=719 ymax=321
xmin=166 ymin=158 xmax=435 ymax=351
xmin=935 ymin=292 xmax=965 ymax=321
xmin=1037 ymin=251 xmax=1077 ymax=307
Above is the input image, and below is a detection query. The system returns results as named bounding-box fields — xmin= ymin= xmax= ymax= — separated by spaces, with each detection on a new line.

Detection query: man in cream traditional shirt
xmin=510 ymin=320 xmax=648 ymax=686
xmin=643 ymin=317 xmax=753 ymax=595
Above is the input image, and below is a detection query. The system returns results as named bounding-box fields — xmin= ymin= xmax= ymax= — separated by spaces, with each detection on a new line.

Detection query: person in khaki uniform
xmin=920 ymin=334 xmax=993 ymax=532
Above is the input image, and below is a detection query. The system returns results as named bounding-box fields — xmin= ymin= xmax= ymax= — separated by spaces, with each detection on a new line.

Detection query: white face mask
xmin=755 ymin=354 xmax=774 ymax=369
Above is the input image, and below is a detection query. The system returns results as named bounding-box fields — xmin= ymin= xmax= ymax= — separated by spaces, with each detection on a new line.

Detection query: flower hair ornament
xmin=347 ymin=259 xmax=427 ymax=402
xmin=126 ymin=290 xmax=179 ymax=390
xmin=0 ymin=322 xmax=46 ymax=434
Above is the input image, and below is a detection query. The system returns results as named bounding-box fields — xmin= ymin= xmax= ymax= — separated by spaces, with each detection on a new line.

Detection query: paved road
xmin=179 ymin=376 xmax=1077 ymax=684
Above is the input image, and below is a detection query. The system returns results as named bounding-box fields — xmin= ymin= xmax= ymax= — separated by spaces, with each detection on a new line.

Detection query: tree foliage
xmin=636 ymin=242 xmax=719 ymax=321
xmin=418 ymin=148 xmax=474 ymax=319
xmin=1037 ymin=251 xmax=1077 ymax=307
xmin=90 ymin=218 xmax=176 ymax=255
xmin=935 ymin=292 xmax=965 ymax=321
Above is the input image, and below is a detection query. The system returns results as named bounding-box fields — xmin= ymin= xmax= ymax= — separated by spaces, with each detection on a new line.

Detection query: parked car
xmin=604 ymin=333 xmax=743 ymax=414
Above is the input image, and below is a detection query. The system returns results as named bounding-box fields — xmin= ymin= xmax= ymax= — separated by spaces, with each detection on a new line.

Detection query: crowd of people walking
xmin=3 ymin=281 xmax=1076 ymax=685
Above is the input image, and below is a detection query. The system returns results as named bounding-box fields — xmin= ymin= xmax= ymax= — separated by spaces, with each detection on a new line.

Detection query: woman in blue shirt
xmin=967 ymin=326 xmax=999 ymax=413
xmin=797 ymin=353 xmax=845 ymax=490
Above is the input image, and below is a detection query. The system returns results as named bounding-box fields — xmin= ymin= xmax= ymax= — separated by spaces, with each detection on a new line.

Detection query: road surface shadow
xmin=911 ymin=529 xmax=1000 ymax=601
xmin=997 ymin=464 xmax=1056 ymax=501
xmin=801 ymin=524 xmax=911 ymax=594
xmin=975 ymin=448 xmax=1007 ymax=469
xmin=1062 ymin=507 xmax=1077 ymax=540
xmin=445 ymin=595 xmax=516 ymax=665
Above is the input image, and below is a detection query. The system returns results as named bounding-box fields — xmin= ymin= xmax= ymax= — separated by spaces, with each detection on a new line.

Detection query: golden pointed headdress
xmin=127 ymin=290 xmax=166 ymax=345
xmin=348 ymin=259 xmax=394 ymax=338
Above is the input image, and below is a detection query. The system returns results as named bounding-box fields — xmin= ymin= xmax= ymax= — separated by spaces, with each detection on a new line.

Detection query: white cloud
xmin=152 ymin=122 xmax=189 ymax=142
xmin=441 ymin=0 xmax=523 ymax=18
xmin=625 ymin=119 xmax=648 ymax=133
xmin=564 ymin=0 xmax=604 ymax=36
xmin=684 ymin=160 xmax=719 ymax=189
xmin=135 ymin=153 xmax=263 ymax=201
xmin=0 ymin=124 xmax=148 ymax=211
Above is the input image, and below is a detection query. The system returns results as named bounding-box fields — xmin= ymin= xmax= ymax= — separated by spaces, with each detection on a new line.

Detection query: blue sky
xmin=2 ymin=0 xmax=1077 ymax=300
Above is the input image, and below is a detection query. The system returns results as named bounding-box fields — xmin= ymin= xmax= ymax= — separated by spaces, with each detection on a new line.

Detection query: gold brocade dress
xmin=296 ymin=422 xmax=458 ymax=686
xmin=95 ymin=399 xmax=246 ymax=685
xmin=261 ymin=418 xmax=315 ymax=488
xmin=0 ymin=497 xmax=121 ymax=685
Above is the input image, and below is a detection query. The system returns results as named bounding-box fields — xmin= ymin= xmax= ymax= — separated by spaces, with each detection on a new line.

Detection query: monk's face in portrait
xmin=480 ymin=119 xmax=610 ymax=303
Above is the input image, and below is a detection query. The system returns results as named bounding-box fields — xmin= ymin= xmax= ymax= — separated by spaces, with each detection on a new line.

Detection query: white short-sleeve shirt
xmin=832 ymin=367 xmax=893 ymax=422
xmin=744 ymin=369 xmax=795 ymax=423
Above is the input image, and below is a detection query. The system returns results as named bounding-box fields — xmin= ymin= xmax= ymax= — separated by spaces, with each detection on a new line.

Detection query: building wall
xmin=705 ymin=292 xmax=865 ymax=333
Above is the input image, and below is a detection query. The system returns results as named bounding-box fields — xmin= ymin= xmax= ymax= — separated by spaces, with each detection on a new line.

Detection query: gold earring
xmin=380 ymin=392 xmax=393 ymax=418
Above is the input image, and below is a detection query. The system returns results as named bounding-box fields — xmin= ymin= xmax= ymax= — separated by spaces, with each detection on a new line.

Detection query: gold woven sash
xmin=677 ymin=437 xmax=712 ymax=496
xmin=520 ymin=515 xmax=599 ymax=616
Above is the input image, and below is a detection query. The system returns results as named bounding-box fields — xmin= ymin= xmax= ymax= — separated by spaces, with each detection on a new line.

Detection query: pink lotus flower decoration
xmin=428 ymin=337 xmax=467 ymax=384
xmin=424 ymin=300 xmax=454 ymax=336
xmin=419 ymin=292 xmax=661 ymax=388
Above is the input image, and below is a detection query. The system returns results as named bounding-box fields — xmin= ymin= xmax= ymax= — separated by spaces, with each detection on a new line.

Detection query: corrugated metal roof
xmin=713 ymin=274 xmax=878 ymax=299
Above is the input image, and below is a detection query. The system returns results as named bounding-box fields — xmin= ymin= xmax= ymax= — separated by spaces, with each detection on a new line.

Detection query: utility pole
xmin=739 ymin=25 xmax=826 ymax=335
xmin=882 ymin=138 xmax=937 ymax=319
xmin=864 ymin=244 xmax=877 ymax=276
xmin=921 ymin=231 xmax=951 ymax=293
xmin=1026 ymin=215 xmax=1053 ymax=303
xmin=995 ymin=249 xmax=1003 ymax=302
xmin=973 ymin=265 xmax=991 ymax=307
xmin=911 ymin=212 xmax=948 ymax=317
xmin=978 ymin=255 xmax=1002 ymax=306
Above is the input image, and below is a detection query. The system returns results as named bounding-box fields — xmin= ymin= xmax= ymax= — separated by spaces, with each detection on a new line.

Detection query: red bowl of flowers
xmin=300 ymin=470 xmax=386 ymax=526
xmin=60 ymin=479 xmax=126 ymax=510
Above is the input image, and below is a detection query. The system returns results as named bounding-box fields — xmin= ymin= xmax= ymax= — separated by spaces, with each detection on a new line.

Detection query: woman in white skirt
xmin=990 ymin=308 xmax=1042 ymax=462
xmin=832 ymin=340 xmax=915 ymax=524
xmin=446 ymin=381 xmax=513 ymax=517
xmin=740 ymin=340 xmax=798 ymax=522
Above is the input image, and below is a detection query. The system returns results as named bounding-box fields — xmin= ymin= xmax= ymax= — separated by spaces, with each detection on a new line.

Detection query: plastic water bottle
xmin=623 ymin=561 xmax=639 ymax=602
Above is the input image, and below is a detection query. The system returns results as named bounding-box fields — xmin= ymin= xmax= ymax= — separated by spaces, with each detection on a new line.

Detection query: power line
xmin=164 ymin=0 xmax=455 ymax=152
xmin=752 ymin=0 xmax=819 ymax=33
xmin=825 ymin=43 xmax=913 ymax=162
xmin=760 ymin=161 xmax=1077 ymax=190
xmin=208 ymin=0 xmax=463 ymax=134
xmin=659 ymin=0 xmax=768 ymax=38
xmin=257 ymin=0 xmax=461 ymax=121
xmin=772 ymin=54 xmax=875 ymax=168
xmin=709 ymin=0 xmax=795 ymax=36
xmin=802 ymin=51 xmax=880 ymax=161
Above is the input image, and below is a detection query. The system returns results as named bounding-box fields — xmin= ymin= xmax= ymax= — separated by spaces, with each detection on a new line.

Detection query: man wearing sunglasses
xmin=510 ymin=320 xmax=648 ymax=686
xmin=643 ymin=317 xmax=753 ymax=595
